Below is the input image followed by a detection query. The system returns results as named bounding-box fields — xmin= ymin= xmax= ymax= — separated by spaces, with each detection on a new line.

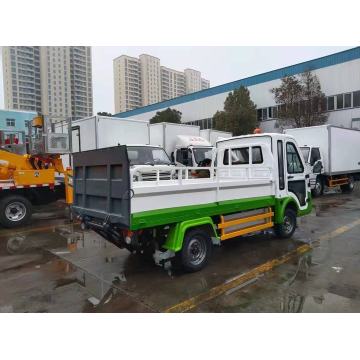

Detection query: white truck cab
xmin=173 ymin=135 xmax=213 ymax=167
xmin=216 ymin=133 xmax=311 ymax=212
xmin=127 ymin=144 xmax=174 ymax=181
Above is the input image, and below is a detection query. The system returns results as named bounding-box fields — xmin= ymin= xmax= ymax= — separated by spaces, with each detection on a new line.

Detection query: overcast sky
xmin=0 ymin=46 xmax=352 ymax=114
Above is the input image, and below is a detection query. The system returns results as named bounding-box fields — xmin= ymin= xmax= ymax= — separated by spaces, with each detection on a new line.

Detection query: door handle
xmin=288 ymin=175 xmax=294 ymax=179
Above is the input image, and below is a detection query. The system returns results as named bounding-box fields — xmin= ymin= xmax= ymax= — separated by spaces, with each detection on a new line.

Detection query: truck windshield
xmin=127 ymin=146 xmax=171 ymax=165
xmin=300 ymin=147 xmax=310 ymax=163
xmin=193 ymin=147 xmax=213 ymax=164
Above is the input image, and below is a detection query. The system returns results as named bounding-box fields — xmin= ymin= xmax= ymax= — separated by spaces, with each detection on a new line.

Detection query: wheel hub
xmin=5 ymin=202 xmax=26 ymax=222
xmin=188 ymin=238 xmax=206 ymax=265
xmin=283 ymin=216 xmax=293 ymax=234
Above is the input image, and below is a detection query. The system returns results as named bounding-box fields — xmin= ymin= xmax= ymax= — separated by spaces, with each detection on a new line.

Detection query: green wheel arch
xmin=274 ymin=192 xmax=312 ymax=224
xmin=163 ymin=217 xmax=218 ymax=252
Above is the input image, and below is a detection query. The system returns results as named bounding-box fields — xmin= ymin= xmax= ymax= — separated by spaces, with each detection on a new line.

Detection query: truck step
xmin=218 ymin=207 xmax=274 ymax=241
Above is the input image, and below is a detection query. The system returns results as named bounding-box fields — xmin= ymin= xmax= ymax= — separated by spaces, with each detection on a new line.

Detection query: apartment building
xmin=2 ymin=46 xmax=42 ymax=112
xmin=201 ymin=78 xmax=210 ymax=90
xmin=113 ymin=53 xmax=210 ymax=113
xmin=113 ymin=55 xmax=142 ymax=113
xmin=184 ymin=68 xmax=202 ymax=93
xmin=161 ymin=66 xmax=186 ymax=101
xmin=139 ymin=54 xmax=161 ymax=106
xmin=2 ymin=46 xmax=93 ymax=120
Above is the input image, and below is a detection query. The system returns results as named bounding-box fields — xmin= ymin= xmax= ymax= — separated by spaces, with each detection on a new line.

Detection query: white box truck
xmin=200 ymin=129 xmax=232 ymax=145
xmin=71 ymin=115 xmax=150 ymax=152
xmin=285 ymin=125 xmax=360 ymax=196
xmin=149 ymin=122 xmax=214 ymax=167
xmin=65 ymin=116 xmax=173 ymax=180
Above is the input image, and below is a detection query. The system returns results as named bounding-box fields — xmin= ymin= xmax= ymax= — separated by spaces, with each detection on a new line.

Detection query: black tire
xmin=0 ymin=195 xmax=32 ymax=228
xmin=311 ymin=176 xmax=324 ymax=197
xmin=274 ymin=208 xmax=297 ymax=239
xmin=340 ymin=176 xmax=355 ymax=193
xmin=179 ymin=229 xmax=212 ymax=272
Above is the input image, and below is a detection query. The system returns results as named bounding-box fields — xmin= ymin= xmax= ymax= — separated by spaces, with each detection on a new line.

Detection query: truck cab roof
xmin=176 ymin=135 xmax=212 ymax=148
xmin=216 ymin=133 xmax=296 ymax=148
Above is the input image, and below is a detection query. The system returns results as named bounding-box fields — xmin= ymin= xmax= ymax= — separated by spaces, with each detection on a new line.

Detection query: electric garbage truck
xmin=72 ymin=133 xmax=312 ymax=272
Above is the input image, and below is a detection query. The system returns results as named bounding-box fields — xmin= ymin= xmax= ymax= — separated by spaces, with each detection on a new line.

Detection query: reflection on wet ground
xmin=1 ymin=188 xmax=360 ymax=312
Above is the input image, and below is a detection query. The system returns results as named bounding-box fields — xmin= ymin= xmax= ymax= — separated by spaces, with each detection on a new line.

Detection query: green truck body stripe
xmin=131 ymin=193 xmax=312 ymax=231
xmin=131 ymin=195 xmax=275 ymax=230
xmin=163 ymin=217 xmax=218 ymax=252
xmin=131 ymin=193 xmax=312 ymax=252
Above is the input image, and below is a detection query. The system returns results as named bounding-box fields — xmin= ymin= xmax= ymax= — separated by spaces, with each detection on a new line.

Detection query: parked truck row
xmin=66 ymin=115 xmax=232 ymax=169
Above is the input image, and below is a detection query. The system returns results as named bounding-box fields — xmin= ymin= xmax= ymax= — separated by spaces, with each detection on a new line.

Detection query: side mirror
xmin=171 ymin=152 xmax=174 ymax=163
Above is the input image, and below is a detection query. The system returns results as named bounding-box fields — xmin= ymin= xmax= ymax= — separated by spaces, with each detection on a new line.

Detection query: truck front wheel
xmin=179 ymin=229 xmax=212 ymax=272
xmin=0 ymin=195 xmax=32 ymax=228
xmin=340 ymin=176 xmax=355 ymax=193
xmin=274 ymin=208 xmax=297 ymax=239
xmin=312 ymin=176 xmax=324 ymax=197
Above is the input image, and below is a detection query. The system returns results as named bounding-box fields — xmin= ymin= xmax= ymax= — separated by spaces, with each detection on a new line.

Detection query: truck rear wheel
xmin=179 ymin=229 xmax=212 ymax=272
xmin=0 ymin=195 xmax=32 ymax=228
xmin=274 ymin=208 xmax=297 ymax=239
xmin=340 ymin=176 xmax=355 ymax=193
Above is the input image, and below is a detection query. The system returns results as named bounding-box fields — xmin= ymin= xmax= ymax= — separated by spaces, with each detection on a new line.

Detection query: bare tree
xmin=271 ymin=70 xmax=328 ymax=128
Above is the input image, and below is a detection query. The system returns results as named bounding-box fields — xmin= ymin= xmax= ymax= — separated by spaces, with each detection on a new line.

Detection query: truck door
xmin=285 ymin=141 xmax=309 ymax=207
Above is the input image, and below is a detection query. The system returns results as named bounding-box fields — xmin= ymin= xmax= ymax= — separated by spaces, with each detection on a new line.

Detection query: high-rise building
xmin=161 ymin=66 xmax=186 ymax=101
xmin=2 ymin=46 xmax=42 ymax=112
xmin=2 ymin=46 xmax=93 ymax=120
xmin=139 ymin=54 xmax=161 ymax=106
xmin=69 ymin=47 xmax=93 ymax=119
xmin=184 ymin=68 xmax=202 ymax=94
xmin=113 ymin=53 xmax=210 ymax=113
xmin=201 ymin=78 xmax=210 ymax=90
xmin=113 ymin=55 xmax=141 ymax=113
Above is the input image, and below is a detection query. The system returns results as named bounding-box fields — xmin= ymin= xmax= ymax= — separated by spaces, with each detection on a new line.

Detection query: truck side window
xmin=309 ymin=147 xmax=321 ymax=166
xmin=224 ymin=147 xmax=249 ymax=165
xmin=286 ymin=142 xmax=304 ymax=174
xmin=252 ymin=146 xmax=263 ymax=164
xmin=277 ymin=140 xmax=285 ymax=190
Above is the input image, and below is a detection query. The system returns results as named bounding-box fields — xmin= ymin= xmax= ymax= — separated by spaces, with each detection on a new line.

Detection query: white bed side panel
xmin=131 ymin=180 xmax=274 ymax=213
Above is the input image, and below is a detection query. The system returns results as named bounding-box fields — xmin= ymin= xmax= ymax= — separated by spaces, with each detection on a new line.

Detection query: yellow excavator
xmin=0 ymin=114 xmax=73 ymax=228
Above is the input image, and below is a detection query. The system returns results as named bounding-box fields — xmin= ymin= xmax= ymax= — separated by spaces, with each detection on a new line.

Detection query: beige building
xmin=113 ymin=55 xmax=142 ymax=113
xmin=201 ymin=78 xmax=210 ymax=90
xmin=2 ymin=46 xmax=42 ymax=112
xmin=2 ymin=46 xmax=93 ymax=120
xmin=114 ymin=53 xmax=210 ymax=113
xmin=161 ymin=66 xmax=186 ymax=101
xmin=139 ymin=54 xmax=161 ymax=106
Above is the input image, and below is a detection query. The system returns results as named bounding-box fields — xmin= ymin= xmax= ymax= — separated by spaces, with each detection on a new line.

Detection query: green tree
xmin=150 ymin=108 xmax=182 ymax=124
xmin=212 ymin=86 xmax=257 ymax=136
xmin=97 ymin=111 xmax=112 ymax=116
xmin=271 ymin=70 xmax=328 ymax=128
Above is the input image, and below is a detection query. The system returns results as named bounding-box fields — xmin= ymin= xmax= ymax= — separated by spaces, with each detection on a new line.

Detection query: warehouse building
xmin=113 ymin=47 xmax=360 ymax=132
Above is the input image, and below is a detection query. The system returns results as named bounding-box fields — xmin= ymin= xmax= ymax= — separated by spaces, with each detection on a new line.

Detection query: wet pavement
xmin=0 ymin=188 xmax=360 ymax=313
